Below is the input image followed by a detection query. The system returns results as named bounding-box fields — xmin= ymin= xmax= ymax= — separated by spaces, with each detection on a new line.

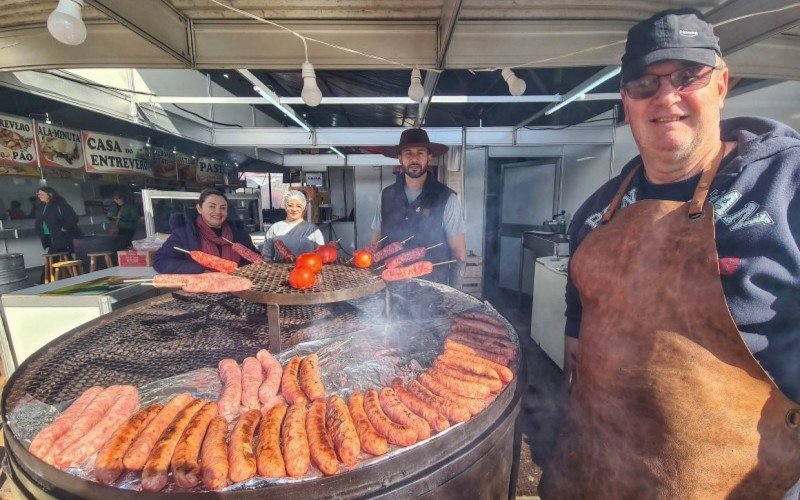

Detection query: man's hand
xmin=449 ymin=259 xmax=466 ymax=289
xmin=564 ymin=336 xmax=579 ymax=392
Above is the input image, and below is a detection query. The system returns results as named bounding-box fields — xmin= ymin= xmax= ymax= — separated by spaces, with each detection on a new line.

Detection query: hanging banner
xmin=83 ymin=131 xmax=153 ymax=176
xmin=195 ymin=157 xmax=226 ymax=184
xmin=176 ymin=152 xmax=196 ymax=182
xmin=0 ymin=113 xmax=40 ymax=177
xmin=35 ymin=121 xmax=85 ymax=170
xmin=150 ymin=146 xmax=178 ymax=180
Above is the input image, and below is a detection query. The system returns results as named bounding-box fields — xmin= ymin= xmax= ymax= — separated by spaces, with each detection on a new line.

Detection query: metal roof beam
xmin=706 ymin=0 xmax=800 ymax=54
xmin=136 ymin=93 xmax=620 ymax=105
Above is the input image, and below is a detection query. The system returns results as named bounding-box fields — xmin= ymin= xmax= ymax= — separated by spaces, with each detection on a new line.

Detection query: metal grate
xmin=232 ymin=262 xmax=385 ymax=305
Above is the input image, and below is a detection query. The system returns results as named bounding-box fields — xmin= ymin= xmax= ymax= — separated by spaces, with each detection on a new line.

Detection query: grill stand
xmin=266 ymin=303 xmax=281 ymax=354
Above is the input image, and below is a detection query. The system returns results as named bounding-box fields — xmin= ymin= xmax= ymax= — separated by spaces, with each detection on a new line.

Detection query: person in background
xmin=108 ymin=191 xmax=138 ymax=249
xmin=154 ymin=188 xmax=257 ymax=274
xmin=372 ymin=128 xmax=467 ymax=287
xmin=262 ymin=190 xmax=324 ymax=260
xmin=34 ymin=187 xmax=81 ymax=254
xmin=541 ymin=8 xmax=800 ymax=499
xmin=7 ymin=200 xmax=25 ymax=220
xmin=28 ymin=196 xmax=40 ymax=219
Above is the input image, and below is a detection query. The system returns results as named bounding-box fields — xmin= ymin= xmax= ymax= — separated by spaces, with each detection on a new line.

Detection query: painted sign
xmin=83 ymin=131 xmax=153 ymax=176
xmin=0 ymin=113 xmax=40 ymax=177
xmin=150 ymin=147 xmax=178 ymax=180
xmin=195 ymin=157 xmax=226 ymax=184
xmin=35 ymin=121 xmax=84 ymax=170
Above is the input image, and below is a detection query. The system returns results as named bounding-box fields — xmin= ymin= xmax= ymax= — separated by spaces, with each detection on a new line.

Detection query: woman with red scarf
xmin=154 ymin=188 xmax=258 ymax=274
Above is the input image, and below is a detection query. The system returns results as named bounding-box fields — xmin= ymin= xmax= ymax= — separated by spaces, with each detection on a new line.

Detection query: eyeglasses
xmin=622 ymin=65 xmax=719 ymax=100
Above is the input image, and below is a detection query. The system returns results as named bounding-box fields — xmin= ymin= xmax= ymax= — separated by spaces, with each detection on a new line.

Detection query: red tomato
xmin=288 ymin=267 xmax=316 ymax=289
xmin=315 ymin=245 xmax=338 ymax=264
xmin=352 ymin=250 xmax=374 ymax=269
xmin=295 ymin=252 xmax=323 ymax=273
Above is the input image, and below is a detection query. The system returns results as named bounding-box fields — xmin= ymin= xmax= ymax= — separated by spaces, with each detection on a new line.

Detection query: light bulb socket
xmin=302 ymin=61 xmax=316 ymax=79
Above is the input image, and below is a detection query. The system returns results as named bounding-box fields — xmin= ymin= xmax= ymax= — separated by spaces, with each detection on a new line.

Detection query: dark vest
xmin=381 ymin=173 xmax=454 ymax=284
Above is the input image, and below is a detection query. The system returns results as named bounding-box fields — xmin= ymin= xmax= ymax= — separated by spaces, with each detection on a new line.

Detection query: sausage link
xmin=218 ymin=359 xmax=242 ymax=422
xmin=256 ymin=403 xmax=287 ymax=478
xmin=444 ymin=339 xmax=512 ymax=367
xmin=281 ymin=357 xmax=308 ymax=405
xmin=299 ymin=354 xmax=326 ymax=401
xmin=228 ymin=409 xmax=261 ymax=484
xmin=458 ymin=311 xmax=507 ymax=329
xmin=95 ymin=403 xmax=163 ymax=485
xmin=171 ymin=402 xmax=219 ymax=489
xmin=384 ymin=247 xmax=426 ymax=270
xmin=281 ymin=403 xmax=311 ymax=478
xmin=381 ymin=261 xmax=433 ymax=282
xmin=123 ymin=392 xmax=193 ymax=471
xmin=407 ymin=380 xmax=470 ymax=424
xmin=446 ymin=334 xmax=516 ymax=361
xmin=141 ymin=398 xmax=205 ymax=492
xmin=372 ymin=242 xmax=404 ymax=262
xmin=433 ymin=360 xmax=503 ymax=392
xmin=241 ymin=357 xmax=263 ymax=410
xmin=435 ymin=354 xmax=502 ymax=382
xmin=201 ymin=416 xmax=229 ymax=490
xmin=449 ymin=328 xmax=518 ymax=351
xmin=29 ymin=386 xmax=103 ymax=460
xmin=425 ymin=367 xmax=491 ymax=399
xmin=441 ymin=349 xmax=514 ymax=383
xmin=452 ymin=316 xmax=509 ymax=338
xmin=274 ymin=240 xmax=295 ymax=261
xmin=390 ymin=379 xmax=450 ymax=433
xmin=347 ymin=392 xmax=388 ymax=456
xmin=325 ymin=395 xmax=360 ymax=464
xmin=307 ymin=400 xmax=339 ymax=476
xmin=378 ymin=387 xmax=431 ymax=441
xmin=363 ymin=389 xmax=417 ymax=447
xmin=418 ymin=373 xmax=487 ymax=416
xmin=256 ymin=349 xmax=282 ymax=404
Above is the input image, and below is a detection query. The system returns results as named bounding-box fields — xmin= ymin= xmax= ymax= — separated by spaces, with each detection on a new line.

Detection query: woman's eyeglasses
xmin=621 ymin=65 xmax=719 ymax=100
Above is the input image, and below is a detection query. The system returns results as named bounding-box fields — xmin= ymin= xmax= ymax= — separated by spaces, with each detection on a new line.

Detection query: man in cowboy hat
xmin=371 ymin=127 xmax=467 ymax=287
xmin=541 ymin=7 xmax=800 ymax=499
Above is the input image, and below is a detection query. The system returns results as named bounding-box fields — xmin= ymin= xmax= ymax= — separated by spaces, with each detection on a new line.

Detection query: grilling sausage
xmin=347 ymin=392 xmax=388 ymax=456
xmin=458 ymin=311 xmax=507 ymax=329
xmin=299 ymin=354 xmax=325 ymax=401
xmin=182 ymin=274 xmax=252 ymax=294
xmin=418 ymin=373 xmax=487 ymax=415
xmin=449 ymin=329 xmax=518 ymax=352
xmin=274 ymin=240 xmax=296 ymax=261
xmin=433 ymin=360 xmax=503 ymax=392
xmin=123 ymin=392 xmax=193 ymax=471
xmin=363 ymin=389 xmax=417 ymax=447
xmin=325 ymin=395 xmax=360 ymax=464
xmin=231 ymin=242 xmax=263 ymax=264
xmin=186 ymin=250 xmax=238 ymax=274
xmin=372 ymin=242 xmax=404 ymax=262
xmin=452 ymin=316 xmax=509 ymax=338
xmin=256 ymin=402 xmax=287 ymax=478
xmin=29 ymin=386 xmax=103 ymax=460
xmin=260 ymin=394 xmax=286 ymax=416
xmin=95 ymin=403 xmax=163 ymax=485
xmin=201 ymin=416 xmax=229 ymax=490
xmin=171 ymin=402 xmax=219 ymax=489
xmin=256 ymin=349 xmax=282 ymax=403
xmin=141 ymin=398 xmax=205 ymax=492
xmin=281 ymin=356 xmax=307 ymax=405
xmin=384 ymin=246 xmax=426 ymax=270
xmin=446 ymin=333 xmax=517 ymax=360
xmin=436 ymin=354 xmax=503 ymax=382
xmin=407 ymin=380 xmax=470 ymax=424
xmin=241 ymin=357 xmax=263 ymax=410
xmin=228 ymin=409 xmax=261 ymax=483
xmin=378 ymin=387 xmax=431 ymax=441
xmin=441 ymin=350 xmax=514 ymax=383
xmin=381 ymin=261 xmax=434 ymax=282
xmin=43 ymin=385 xmax=123 ymax=465
xmin=55 ymin=385 xmax=140 ymax=469
xmin=306 ymin=399 xmax=339 ymax=476
xmin=282 ymin=402 xmax=311 ymax=478
xmin=425 ymin=367 xmax=491 ymax=399
xmin=218 ymin=358 xmax=243 ymax=422
xmin=390 ymin=379 xmax=450 ymax=433
xmin=444 ymin=339 xmax=512 ymax=367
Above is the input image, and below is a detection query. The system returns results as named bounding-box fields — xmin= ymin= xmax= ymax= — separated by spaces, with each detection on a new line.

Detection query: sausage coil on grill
xmin=426 ymin=366 xmax=492 ymax=399
xmin=282 ymin=403 xmax=311 ymax=478
xmin=432 ymin=360 xmax=503 ymax=393
xmin=171 ymin=402 xmax=219 ymax=489
xmin=29 ymin=386 xmax=103 ymax=460
xmin=407 ymin=380 xmax=470 ymax=424
xmin=256 ymin=403 xmax=287 ymax=478
xmin=240 ymin=357 xmax=263 ymax=410
xmin=451 ymin=316 xmax=510 ymax=339
xmin=95 ymin=403 xmax=163 ymax=485
xmin=123 ymin=392 xmax=194 ymax=471
xmin=417 ymin=373 xmax=488 ymax=416
xmin=441 ymin=350 xmax=514 ymax=383
xmin=325 ymin=395 xmax=360 ymax=464
xmin=306 ymin=399 xmax=340 ymax=476
xmin=228 ymin=409 xmax=261 ymax=484
xmin=363 ymin=389 xmax=418 ymax=447
xmin=435 ymin=354 xmax=503 ymax=382
xmin=218 ymin=359 xmax=243 ymax=422
xmin=381 ymin=261 xmax=434 ymax=282
xmin=274 ymin=240 xmax=296 ymax=261
xmin=372 ymin=242 xmax=405 ymax=262
xmin=281 ymin=356 xmax=308 ymax=406
xmin=446 ymin=333 xmax=517 ymax=361
xmin=201 ymin=416 xmax=230 ymax=490
xmin=384 ymin=246 xmax=426 ymax=270
xmin=443 ymin=339 xmax=512 ymax=367
xmin=299 ymin=354 xmax=326 ymax=401
xmin=347 ymin=392 xmax=388 ymax=456
xmin=390 ymin=379 xmax=450 ymax=433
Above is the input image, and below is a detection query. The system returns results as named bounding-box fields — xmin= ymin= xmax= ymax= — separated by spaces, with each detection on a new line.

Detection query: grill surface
xmin=232 ymin=262 xmax=385 ymax=305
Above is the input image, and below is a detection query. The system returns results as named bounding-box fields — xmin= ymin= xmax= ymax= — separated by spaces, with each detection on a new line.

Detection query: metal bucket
xmin=0 ymin=253 xmax=28 ymax=294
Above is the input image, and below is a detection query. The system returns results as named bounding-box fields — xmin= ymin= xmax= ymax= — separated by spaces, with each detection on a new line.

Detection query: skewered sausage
xmin=256 ymin=403 xmax=287 ymax=478
xmin=433 ymin=359 xmax=503 ymax=392
xmin=282 ymin=403 xmax=311 ymax=478
xmin=325 ymin=395 xmax=360 ymax=464
xmin=171 ymin=402 xmax=219 ymax=489
xmin=425 ymin=367 xmax=491 ymax=399
xmin=306 ymin=399 xmax=339 ymax=476
xmin=95 ymin=403 xmax=162 ymax=485
xmin=256 ymin=349 xmax=282 ymax=404
xmin=452 ymin=316 xmax=510 ymax=339
xmin=458 ymin=311 xmax=507 ymax=329
xmin=299 ymin=354 xmax=325 ymax=401
xmin=201 ymin=416 xmax=229 ymax=490
xmin=182 ymin=274 xmax=252 ymax=294
xmin=363 ymin=389 xmax=418 ymax=446
xmin=444 ymin=339 xmax=512 ymax=367
xmin=384 ymin=246 xmax=427 ymax=270
xmin=281 ymin=356 xmax=308 ymax=405
xmin=274 ymin=240 xmax=296 ymax=261
xmin=55 ymin=385 xmax=140 ymax=469
xmin=218 ymin=359 xmax=243 ymax=422
xmin=378 ymin=387 xmax=431 ymax=440
xmin=347 ymin=392 xmax=388 ymax=456
xmin=228 ymin=409 xmax=261 ymax=483
xmin=390 ymin=379 xmax=450 ymax=433
xmin=418 ymin=373 xmax=487 ymax=416
xmin=241 ymin=357 xmax=263 ymax=410
xmin=141 ymin=398 xmax=205 ymax=492
xmin=184 ymin=249 xmax=238 ymax=274
xmin=29 ymin=386 xmax=103 ymax=460
xmin=372 ymin=242 xmax=405 ymax=262
xmin=151 ymin=274 xmax=192 ymax=288
xmin=381 ymin=261 xmax=434 ymax=282
xmin=123 ymin=392 xmax=193 ymax=471
xmin=407 ymin=380 xmax=470 ymax=424
xmin=441 ymin=350 xmax=514 ymax=383
xmin=231 ymin=242 xmax=263 ymax=264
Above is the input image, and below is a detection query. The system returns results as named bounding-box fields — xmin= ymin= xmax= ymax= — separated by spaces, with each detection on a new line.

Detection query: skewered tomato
xmin=288 ymin=267 xmax=316 ymax=289
xmin=352 ymin=250 xmax=374 ymax=269
xmin=315 ymin=245 xmax=338 ymax=264
xmin=295 ymin=252 xmax=323 ymax=273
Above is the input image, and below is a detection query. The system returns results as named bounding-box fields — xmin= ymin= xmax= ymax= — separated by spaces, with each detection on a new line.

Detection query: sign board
xmin=35 ymin=121 xmax=84 ymax=171
xmin=83 ymin=131 xmax=153 ymax=176
xmin=195 ymin=157 xmax=226 ymax=184
xmin=150 ymin=147 xmax=178 ymax=180
xmin=0 ymin=113 xmax=40 ymax=177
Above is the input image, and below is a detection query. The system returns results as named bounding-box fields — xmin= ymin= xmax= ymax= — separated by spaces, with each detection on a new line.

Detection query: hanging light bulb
xmin=45 ymin=113 xmax=52 ymax=125
xmin=172 ymin=146 xmax=177 ymax=154
xmin=501 ymin=68 xmax=527 ymax=96
xmin=408 ymin=66 xmax=425 ymax=102
xmin=47 ymin=0 xmax=87 ymax=46
xmin=145 ymin=137 xmax=151 ymax=148
xmin=300 ymin=61 xmax=323 ymax=107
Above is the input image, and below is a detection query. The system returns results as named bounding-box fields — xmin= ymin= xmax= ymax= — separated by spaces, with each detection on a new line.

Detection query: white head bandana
xmin=283 ymin=190 xmax=308 ymax=209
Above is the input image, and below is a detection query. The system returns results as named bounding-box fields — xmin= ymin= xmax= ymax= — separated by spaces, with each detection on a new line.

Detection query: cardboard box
xmin=117 ymin=250 xmax=155 ymax=267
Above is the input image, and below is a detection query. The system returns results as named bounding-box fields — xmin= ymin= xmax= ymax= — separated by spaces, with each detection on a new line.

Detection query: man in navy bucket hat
xmin=541 ymin=8 xmax=800 ymax=499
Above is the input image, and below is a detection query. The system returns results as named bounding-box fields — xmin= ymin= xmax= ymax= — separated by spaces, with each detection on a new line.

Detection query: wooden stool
xmin=88 ymin=252 xmax=115 ymax=272
xmin=43 ymin=252 xmax=70 ymax=284
xmin=52 ymin=260 xmax=84 ymax=281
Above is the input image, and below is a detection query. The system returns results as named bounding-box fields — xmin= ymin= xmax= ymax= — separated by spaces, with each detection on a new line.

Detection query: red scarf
xmin=195 ymin=215 xmax=239 ymax=263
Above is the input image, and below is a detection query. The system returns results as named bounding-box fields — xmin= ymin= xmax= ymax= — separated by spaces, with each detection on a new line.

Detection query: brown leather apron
xmin=541 ymin=161 xmax=800 ymax=499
